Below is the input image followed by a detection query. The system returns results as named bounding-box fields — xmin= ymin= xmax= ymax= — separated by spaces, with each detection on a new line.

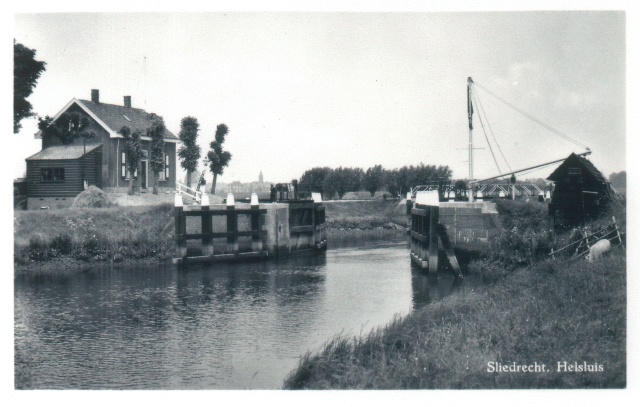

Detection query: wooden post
xmin=312 ymin=203 xmax=319 ymax=249
xmin=437 ymin=223 xmax=463 ymax=279
xmin=251 ymin=193 xmax=262 ymax=252
xmin=226 ymin=193 xmax=238 ymax=255
xmin=406 ymin=192 xmax=412 ymax=235
xmin=428 ymin=203 xmax=439 ymax=274
xmin=612 ymin=216 xmax=625 ymax=250
xmin=201 ymin=193 xmax=213 ymax=257
xmin=420 ymin=206 xmax=429 ymax=267
xmin=174 ymin=194 xmax=187 ymax=259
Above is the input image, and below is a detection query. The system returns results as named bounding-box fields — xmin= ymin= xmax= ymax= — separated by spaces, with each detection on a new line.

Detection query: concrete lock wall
xmin=176 ymin=197 xmax=326 ymax=264
xmin=438 ymin=202 xmax=500 ymax=251
xmin=263 ymin=203 xmax=291 ymax=256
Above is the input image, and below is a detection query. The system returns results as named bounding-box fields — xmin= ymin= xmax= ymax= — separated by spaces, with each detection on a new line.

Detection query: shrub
xmin=49 ymin=233 xmax=73 ymax=255
xmin=28 ymin=234 xmax=51 ymax=261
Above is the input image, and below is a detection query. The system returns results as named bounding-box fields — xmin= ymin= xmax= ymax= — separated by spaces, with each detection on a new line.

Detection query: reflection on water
xmin=15 ymin=238 xmax=481 ymax=389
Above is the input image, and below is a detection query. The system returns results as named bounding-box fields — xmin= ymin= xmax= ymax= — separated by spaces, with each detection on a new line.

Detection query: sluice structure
xmin=173 ymin=192 xmax=327 ymax=265
xmin=407 ymin=190 xmax=499 ymax=275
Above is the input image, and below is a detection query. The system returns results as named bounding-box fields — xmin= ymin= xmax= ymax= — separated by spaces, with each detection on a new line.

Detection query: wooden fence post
xmin=174 ymin=193 xmax=187 ymax=259
xmin=226 ymin=193 xmax=238 ymax=255
xmin=612 ymin=216 xmax=625 ymax=250
xmin=437 ymin=223 xmax=463 ymax=279
xmin=420 ymin=206 xmax=429 ymax=267
xmin=428 ymin=203 xmax=439 ymax=275
xmin=251 ymin=193 xmax=262 ymax=252
xmin=406 ymin=192 xmax=413 ymax=235
xmin=201 ymin=193 xmax=213 ymax=257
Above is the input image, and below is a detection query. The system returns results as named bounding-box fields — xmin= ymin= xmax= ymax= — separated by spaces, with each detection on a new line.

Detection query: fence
xmin=176 ymin=181 xmax=203 ymax=204
xmin=549 ymin=216 xmax=625 ymax=261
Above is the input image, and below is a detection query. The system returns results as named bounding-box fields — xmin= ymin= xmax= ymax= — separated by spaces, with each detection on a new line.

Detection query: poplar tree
xmin=178 ymin=116 xmax=201 ymax=188
xmin=207 ymin=123 xmax=232 ymax=194
xmin=147 ymin=113 xmax=166 ymax=195
xmin=120 ymin=126 xmax=143 ymax=195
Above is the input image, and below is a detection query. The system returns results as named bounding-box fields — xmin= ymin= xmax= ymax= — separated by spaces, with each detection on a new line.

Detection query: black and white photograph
xmin=5 ymin=0 xmax=637 ymax=402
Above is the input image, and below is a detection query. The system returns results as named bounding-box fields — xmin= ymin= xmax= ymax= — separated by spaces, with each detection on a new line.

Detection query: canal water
xmin=14 ymin=238 xmax=475 ymax=389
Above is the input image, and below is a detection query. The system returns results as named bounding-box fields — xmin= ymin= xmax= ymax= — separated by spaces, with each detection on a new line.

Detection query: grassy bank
xmin=284 ymin=251 xmax=626 ymax=389
xmin=14 ymin=204 xmax=175 ymax=270
xmin=13 ymin=199 xmax=407 ymax=270
xmin=323 ymin=200 xmax=407 ymax=238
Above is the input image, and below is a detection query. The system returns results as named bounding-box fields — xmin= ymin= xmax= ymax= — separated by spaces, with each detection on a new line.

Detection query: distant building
xmin=25 ymin=90 xmax=178 ymax=209
xmin=547 ymin=153 xmax=620 ymax=227
xmin=216 ymin=172 xmax=271 ymax=197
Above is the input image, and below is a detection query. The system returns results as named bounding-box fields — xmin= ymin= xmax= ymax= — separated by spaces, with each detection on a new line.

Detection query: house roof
xmin=26 ymin=143 xmax=102 ymax=161
xmin=547 ymin=153 xmax=607 ymax=183
xmin=79 ymin=99 xmax=178 ymax=141
xmin=35 ymin=97 xmax=178 ymax=142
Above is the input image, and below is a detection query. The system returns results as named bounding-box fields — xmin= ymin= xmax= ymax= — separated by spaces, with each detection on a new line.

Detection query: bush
xmin=28 ymin=234 xmax=51 ymax=261
xmin=49 ymin=233 xmax=73 ymax=255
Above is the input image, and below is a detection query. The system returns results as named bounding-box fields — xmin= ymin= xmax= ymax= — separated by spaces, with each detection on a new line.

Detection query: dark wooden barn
xmin=547 ymin=153 xmax=619 ymax=227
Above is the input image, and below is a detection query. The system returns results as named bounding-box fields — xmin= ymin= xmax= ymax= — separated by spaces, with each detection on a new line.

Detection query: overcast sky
xmin=11 ymin=8 xmax=627 ymax=184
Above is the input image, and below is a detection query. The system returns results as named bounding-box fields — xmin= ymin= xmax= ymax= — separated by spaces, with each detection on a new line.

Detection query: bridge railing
xmin=476 ymin=183 xmax=544 ymax=197
xmin=176 ymin=181 xmax=203 ymax=203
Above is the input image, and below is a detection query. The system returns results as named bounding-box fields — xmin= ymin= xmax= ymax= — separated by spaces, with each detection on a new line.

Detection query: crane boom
xmin=470 ymin=150 xmax=591 ymax=184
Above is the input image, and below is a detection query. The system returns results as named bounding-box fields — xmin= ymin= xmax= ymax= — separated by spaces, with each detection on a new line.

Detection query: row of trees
xmin=298 ymin=164 xmax=452 ymax=199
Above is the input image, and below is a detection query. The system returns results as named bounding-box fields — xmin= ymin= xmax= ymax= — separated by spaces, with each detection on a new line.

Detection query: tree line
xmin=298 ymin=164 xmax=452 ymax=200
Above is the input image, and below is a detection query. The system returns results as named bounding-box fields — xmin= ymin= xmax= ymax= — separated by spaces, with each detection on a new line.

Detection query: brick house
xmin=25 ymin=89 xmax=178 ymax=209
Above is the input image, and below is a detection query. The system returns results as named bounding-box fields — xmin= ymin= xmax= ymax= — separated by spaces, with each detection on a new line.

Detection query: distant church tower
xmin=259 ymin=171 xmax=264 ymax=184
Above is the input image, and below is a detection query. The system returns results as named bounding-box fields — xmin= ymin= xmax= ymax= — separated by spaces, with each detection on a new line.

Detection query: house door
xmin=140 ymin=160 xmax=148 ymax=189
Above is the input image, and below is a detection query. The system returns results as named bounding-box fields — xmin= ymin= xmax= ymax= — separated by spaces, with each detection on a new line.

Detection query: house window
xmin=122 ymin=153 xmax=137 ymax=179
xmin=121 ymin=152 xmax=127 ymax=178
xmin=568 ymin=167 xmax=582 ymax=175
xmin=41 ymin=168 xmax=65 ymax=182
xmin=164 ymin=154 xmax=170 ymax=180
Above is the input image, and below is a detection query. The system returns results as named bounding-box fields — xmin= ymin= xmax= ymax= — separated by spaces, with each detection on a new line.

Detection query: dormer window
xmin=123 ymin=114 xmax=131 ymax=122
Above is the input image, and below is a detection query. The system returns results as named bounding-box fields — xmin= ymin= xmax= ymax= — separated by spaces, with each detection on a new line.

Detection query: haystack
xmin=71 ymin=186 xmax=115 ymax=208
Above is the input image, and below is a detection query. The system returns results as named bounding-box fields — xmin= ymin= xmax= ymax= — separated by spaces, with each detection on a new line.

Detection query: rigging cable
xmin=473 ymin=81 xmax=590 ymax=150
xmin=471 ymin=90 xmax=502 ymax=174
xmin=472 ymin=84 xmax=513 ymax=172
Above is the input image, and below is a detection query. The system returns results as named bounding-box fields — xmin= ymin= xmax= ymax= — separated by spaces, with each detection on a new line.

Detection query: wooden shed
xmin=547 ymin=153 xmax=618 ymax=227
xmin=25 ymin=144 xmax=102 ymax=209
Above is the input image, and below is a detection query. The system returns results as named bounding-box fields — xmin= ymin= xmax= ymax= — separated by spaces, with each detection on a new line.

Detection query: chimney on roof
xmin=124 ymin=96 xmax=131 ymax=108
xmin=91 ymin=89 xmax=99 ymax=103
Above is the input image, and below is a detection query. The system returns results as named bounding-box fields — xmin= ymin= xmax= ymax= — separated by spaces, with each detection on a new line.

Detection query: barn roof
xmin=547 ymin=153 xmax=607 ymax=183
xmin=25 ymin=144 xmax=102 ymax=161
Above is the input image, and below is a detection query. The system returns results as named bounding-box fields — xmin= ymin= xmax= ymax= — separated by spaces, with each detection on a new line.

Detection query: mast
xmin=467 ymin=77 xmax=474 ymax=201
